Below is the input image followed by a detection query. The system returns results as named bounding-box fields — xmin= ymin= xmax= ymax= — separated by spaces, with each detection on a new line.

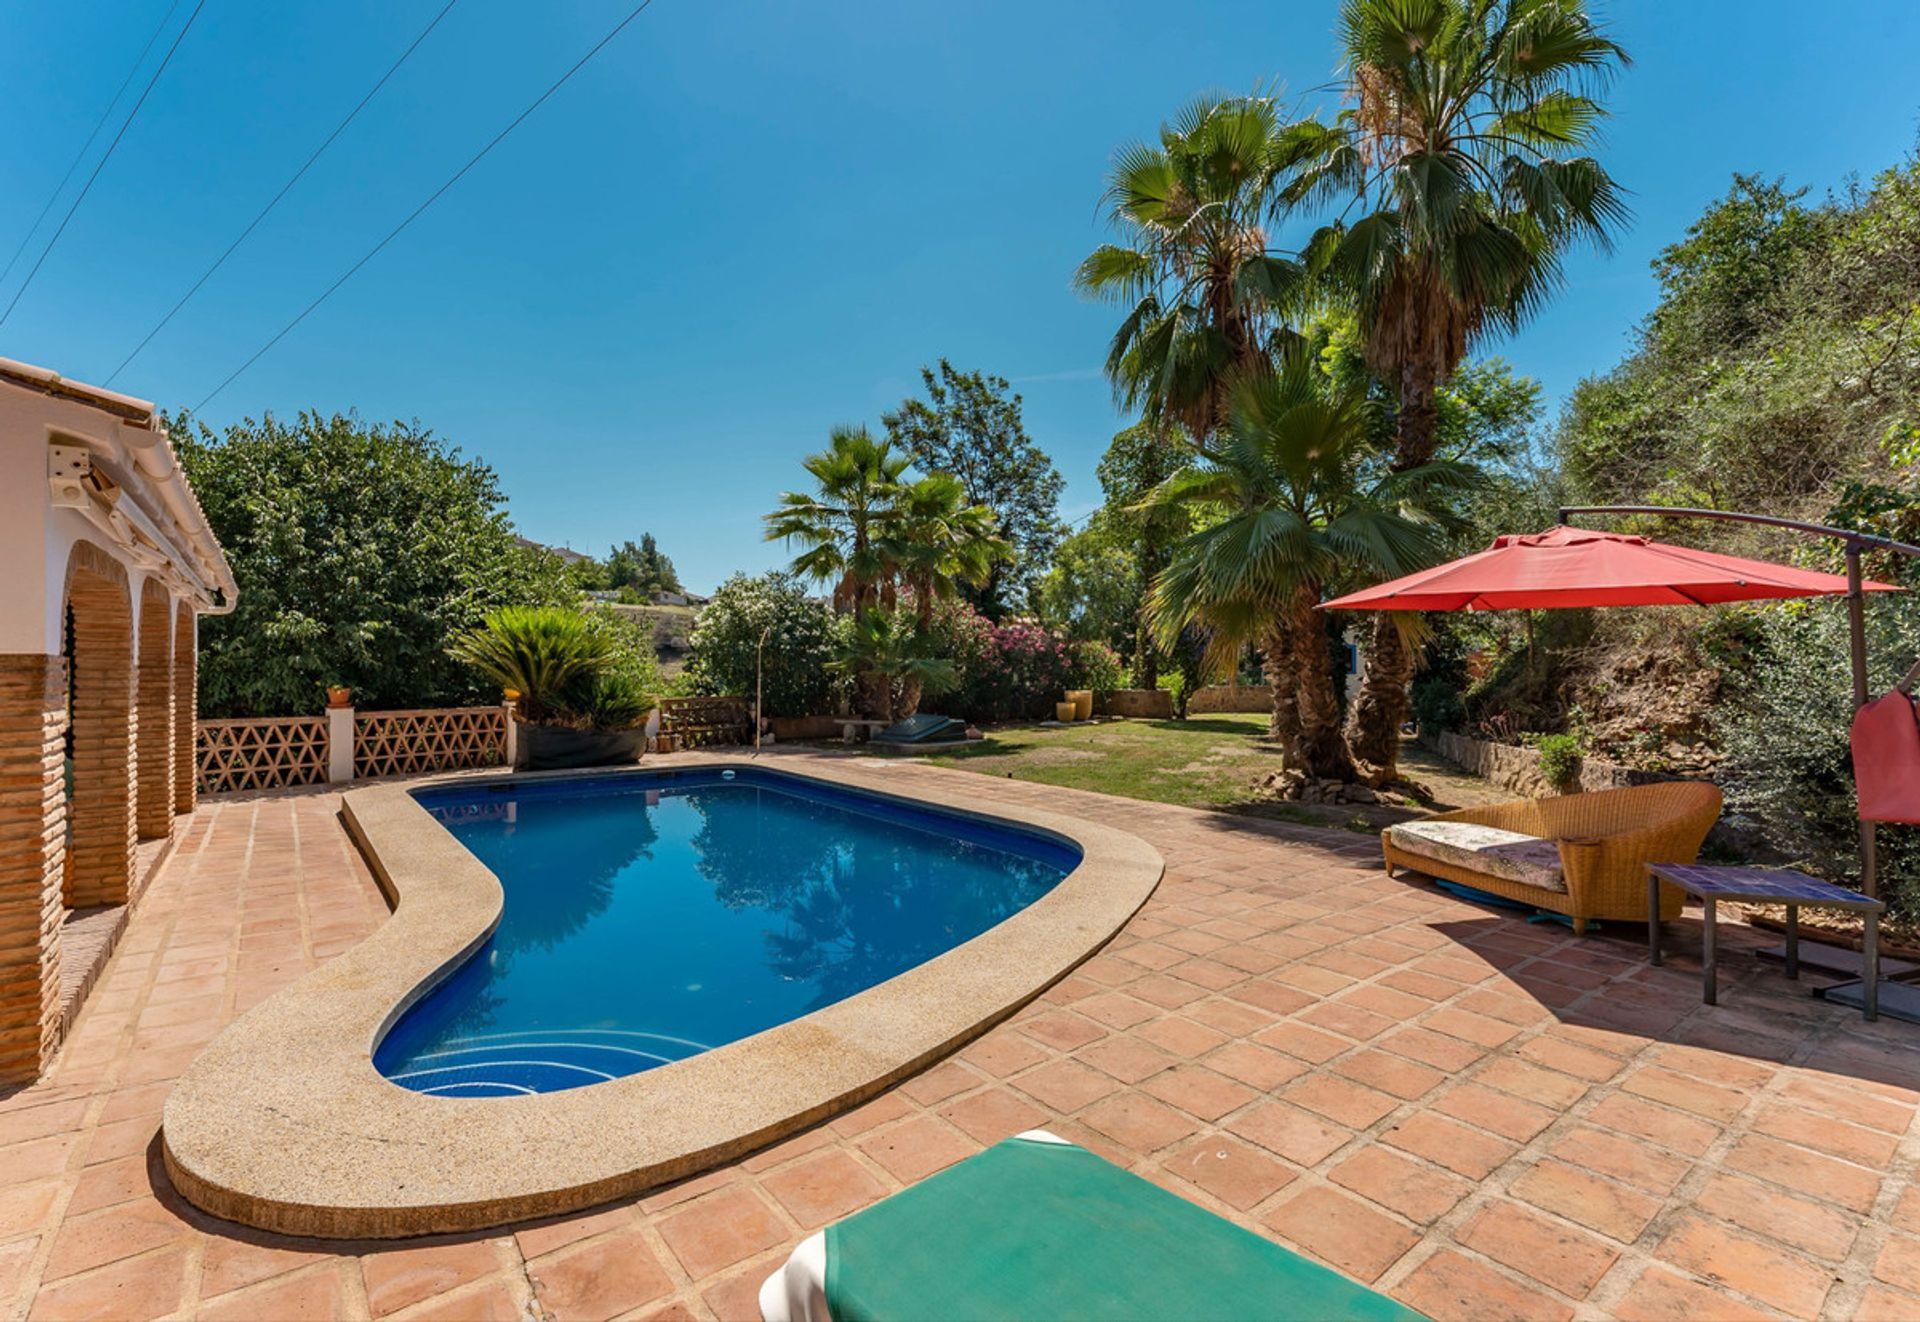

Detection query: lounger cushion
xmin=768 ymin=1131 xmax=1417 ymax=1321
xmin=1386 ymin=820 xmax=1566 ymax=894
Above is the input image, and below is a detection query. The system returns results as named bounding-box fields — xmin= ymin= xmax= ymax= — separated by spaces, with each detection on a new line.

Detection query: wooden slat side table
xmin=1646 ymin=863 xmax=1884 ymax=1021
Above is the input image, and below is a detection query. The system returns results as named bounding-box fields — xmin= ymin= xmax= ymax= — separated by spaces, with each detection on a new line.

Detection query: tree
xmin=883 ymin=361 xmax=1064 ymax=615
xmin=764 ymin=428 xmax=1005 ymax=715
xmin=1141 ymin=353 xmax=1474 ymax=778
xmin=175 ymin=411 xmax=575 ymax=716
xmin=1075 ymin=95 xmax=1311 ymax=446
xmin=1285 ymin=0 xmax=1630 ymax=779
xmin=1096 ymin=421 xmax=1190 ymax=687
xmin=1035 ymin=513 xmax=1141 ymax=648
xmin=604 ymin=532 xmax=682 ymax=598
xmin=687 ymin=573 xmax=840 ymax=717
xmin=763 ymin=425 xmax=912 ymax=614
xmin=831 ymin=609 xmax=958 ymax=723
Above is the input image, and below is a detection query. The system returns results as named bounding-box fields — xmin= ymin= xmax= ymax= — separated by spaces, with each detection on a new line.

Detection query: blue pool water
xmin=374 ymin=767 xmax=1078 ymax=1097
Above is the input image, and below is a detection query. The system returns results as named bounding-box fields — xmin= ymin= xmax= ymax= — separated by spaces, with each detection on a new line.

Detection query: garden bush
xmin=951 ymin=619 xmax=1077 ymax=722
xmin=687 ymin=573 xmax=841 ymax=716
xmin=1068 ymin=639 xmax=1126 ymax=693
xmin=1530 ymin=733 xmax=1583 ymax=793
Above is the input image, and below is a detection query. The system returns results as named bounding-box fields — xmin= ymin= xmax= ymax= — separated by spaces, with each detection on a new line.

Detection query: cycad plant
xmin=1142 ymin=352 xmax=1474 ymax=779
xmin=1283 ymin=0 xmax=1629 ymax=778
xmin=447 ymin=606 xmax=612 ymax=723
xmin=1075 ymin=94 xmax=1313 ymax=446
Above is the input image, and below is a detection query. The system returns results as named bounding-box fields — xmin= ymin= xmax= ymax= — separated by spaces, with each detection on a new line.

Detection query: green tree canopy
xmin=604 ymin=532 xmax=683 ymax=598
xmin=882 ymin=360 xmax=1064 ymax=615
xmin=176 ymin=411 xmax=575 ymax=716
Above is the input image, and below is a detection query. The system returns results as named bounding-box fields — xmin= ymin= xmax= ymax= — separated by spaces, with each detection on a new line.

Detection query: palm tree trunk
xmin=898 ymin=676 xmax=923 ymax=719
xmin=1260 ymin=627 xmax=1299 ymax=749
xmin=1346 ymin=616 xmax=1412 ymax=783
xmin=1287 ymin=590 xmax=1356 ymax=781
xmin=1347 ymin=353 xmax=1443 ymax=782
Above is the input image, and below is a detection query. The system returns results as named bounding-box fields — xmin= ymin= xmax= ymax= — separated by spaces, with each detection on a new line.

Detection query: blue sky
xmin=3 ymin=1 xmax=1917 ymax=591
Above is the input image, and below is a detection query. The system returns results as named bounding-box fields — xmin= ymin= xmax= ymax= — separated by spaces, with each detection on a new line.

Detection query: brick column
xmin=135 ymin=583 xmax=174 ymax=840
xmin=66 ymin=552 xmax=135 ymax=909
xmin=0 ymin=654 xmax=66 ymax=1084
xmin=173 ymin=609 xmax=196 ymax=815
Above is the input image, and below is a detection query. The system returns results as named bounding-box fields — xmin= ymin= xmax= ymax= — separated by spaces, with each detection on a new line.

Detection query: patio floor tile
xmin=5 ymin=759 xmax=1916 ymax=1320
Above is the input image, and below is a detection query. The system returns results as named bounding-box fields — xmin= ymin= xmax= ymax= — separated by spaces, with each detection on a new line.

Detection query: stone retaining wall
xmin=1095 ymin=689 xmax=1173 ymax=719
xmin=1188 ymin=683 xmax=1273 ymax=714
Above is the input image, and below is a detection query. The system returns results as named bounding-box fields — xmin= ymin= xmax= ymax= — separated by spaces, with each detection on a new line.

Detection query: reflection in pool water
xmin=374 ymin=768 xmax=1077 ymax=1096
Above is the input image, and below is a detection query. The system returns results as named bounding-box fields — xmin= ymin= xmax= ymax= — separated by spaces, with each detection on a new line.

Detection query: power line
xmin=106 ymin=0 xmax=464 ymax=385
xmin=0 ymin=0 xmax=208 ymax=330
xmin=0 ymin=0 xmax=184 ymax=291
xmin=195 ymin=0 xmax=660 ymax=412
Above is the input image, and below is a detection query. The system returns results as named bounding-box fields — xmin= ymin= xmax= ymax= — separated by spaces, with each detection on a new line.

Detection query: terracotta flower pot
xmin=325 ymin=686 xmax=352 ymax=709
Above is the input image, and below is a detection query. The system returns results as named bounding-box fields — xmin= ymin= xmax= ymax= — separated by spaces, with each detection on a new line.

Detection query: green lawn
xmin=887 ymin=713 xmax=1502 ymax=832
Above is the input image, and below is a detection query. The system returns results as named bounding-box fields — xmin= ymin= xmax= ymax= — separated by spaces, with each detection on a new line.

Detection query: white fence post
xmin=503 ymin=699 xmax=518 ymax=768
xmin=326 ymin=702 xmax=355 ymax=783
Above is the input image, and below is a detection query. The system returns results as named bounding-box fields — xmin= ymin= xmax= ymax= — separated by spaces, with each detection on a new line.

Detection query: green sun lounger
xmin=760 ymin=1131 xmax=1422 ymax=1321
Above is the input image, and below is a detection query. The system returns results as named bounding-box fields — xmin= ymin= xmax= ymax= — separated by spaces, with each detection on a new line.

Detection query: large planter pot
xmin=1066 ymin=689 xmax=1094 ymax=722
xmin=517 ymin=722 xmax=646 ymax=771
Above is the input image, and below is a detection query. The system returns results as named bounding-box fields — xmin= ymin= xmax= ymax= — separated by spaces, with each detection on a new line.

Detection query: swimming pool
xmin=375 ymin=767 xmax=1079 ymax=1097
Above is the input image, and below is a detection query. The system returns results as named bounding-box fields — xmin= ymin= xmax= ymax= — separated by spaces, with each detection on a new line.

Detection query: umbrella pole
xmin=1847 ymin=547 xmax=1878 ymax=901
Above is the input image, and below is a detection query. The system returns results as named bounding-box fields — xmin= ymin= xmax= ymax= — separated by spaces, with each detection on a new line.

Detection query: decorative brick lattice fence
xmin=354 ymin=707 xmax=508 ymax=779
xmin=198 ymin=704 xmax=512 ymax=794
xmin=196 ymin=716 xmax=330 ymax=794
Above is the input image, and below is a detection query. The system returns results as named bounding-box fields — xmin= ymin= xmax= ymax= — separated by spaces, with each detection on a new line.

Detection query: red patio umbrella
xmin=1320 ymin=524 xmax=1898 ymax=612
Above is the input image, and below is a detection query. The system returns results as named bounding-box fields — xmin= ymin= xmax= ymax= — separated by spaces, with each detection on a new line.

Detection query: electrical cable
xmin=106 ymin=0 xmax=463 ymax=384
xmin=0 ymin=0 xmax=208 ymax=329
xmin=194 ymin=0 xmax=659 ymax=412
xmin=0 ymin=0 xmax=184 ymax=291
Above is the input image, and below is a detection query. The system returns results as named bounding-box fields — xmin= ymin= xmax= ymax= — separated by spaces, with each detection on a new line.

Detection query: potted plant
xmin=449 ymin=606 xmax=654 ymax=770
xmin=325 ymin=685 xmax=352 ymax=709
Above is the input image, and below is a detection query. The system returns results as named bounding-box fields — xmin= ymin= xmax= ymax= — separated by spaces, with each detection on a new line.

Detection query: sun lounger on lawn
xmin=760 ymin=1130 xmax=1421 ymax=1321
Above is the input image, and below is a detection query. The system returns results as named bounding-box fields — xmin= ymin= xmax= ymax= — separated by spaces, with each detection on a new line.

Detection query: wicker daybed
xmin=1382 ymin=781 xmax=1724 ymax=933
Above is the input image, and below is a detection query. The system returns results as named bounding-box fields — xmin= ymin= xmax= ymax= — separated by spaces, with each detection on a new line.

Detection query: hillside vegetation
xmin=1449 ymin=150 xmax=1920 ymax=915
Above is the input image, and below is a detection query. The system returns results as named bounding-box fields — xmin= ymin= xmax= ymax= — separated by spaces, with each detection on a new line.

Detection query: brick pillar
xmin=135 ymin=583 xmax=174 ymax=840
xmin=66 ymin=554 xmax=135 ymax=909
xmin=172 ymin=609 xmax=196 ymax=815
xmin=0 ymin=654 xmax=66 ymax=1084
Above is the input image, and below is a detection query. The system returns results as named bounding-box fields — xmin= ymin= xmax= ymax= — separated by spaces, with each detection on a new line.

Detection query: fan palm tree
xmin=830 ymin=609 xmax=959 ymax=725
xmin=889 ymin=473 xmax=1009 ymax=624
xmin=1075 ymin=94 xmax=1314 ymax=447
xmin=1282 ymin=0 xmax=1630 ymax=778
xmin=763 ymin=426 xmax=913 ymax=614
xmin=1141 ymin=352 xmax=1474 ymax=779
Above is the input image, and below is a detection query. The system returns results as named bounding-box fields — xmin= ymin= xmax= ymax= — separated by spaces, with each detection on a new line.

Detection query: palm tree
xmin=1075 ymin=94 xmax=1313 ymax=447
xmin=1141 ymin=352 xmax=1474 ymax=779
xmin=890 ymin=473 xmax=1008 ymax=625
xmin=1282 ymin=0 xmax=1630 ymax=779
xmin=830 ymin=609 xmax=959 ymax=724
xmin=763 ymin=426 xmax=912 ymax=614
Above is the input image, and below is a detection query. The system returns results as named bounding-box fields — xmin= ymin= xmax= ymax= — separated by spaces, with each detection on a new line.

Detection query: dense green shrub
xmin=687 ymin=573 xmax=841 ymax=716
xmin=178 ymin=412 xmax=577 ymax=716
xmin=1531 ymin=733 xmax=1583 ymax=792
xmin=1068 ymin=640 xmax=1126 ymax=692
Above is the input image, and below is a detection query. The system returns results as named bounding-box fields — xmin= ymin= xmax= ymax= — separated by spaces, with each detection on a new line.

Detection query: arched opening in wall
xmin=63 ymin=543 xmax=135 ymax=909
xmin=136 ymin=580 xmax=174 ymax=841
xmin=173 ymin=607 xmax=195 ymax=814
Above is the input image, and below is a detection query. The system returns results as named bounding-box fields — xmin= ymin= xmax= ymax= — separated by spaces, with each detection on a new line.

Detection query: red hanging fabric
xmin=1853 ymin=681 xmax=1920 ymax=824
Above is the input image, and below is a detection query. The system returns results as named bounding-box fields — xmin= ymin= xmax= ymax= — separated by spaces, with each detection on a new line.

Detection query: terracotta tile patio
xmin=3 ymin=752 xmax=1919 ymax=1321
